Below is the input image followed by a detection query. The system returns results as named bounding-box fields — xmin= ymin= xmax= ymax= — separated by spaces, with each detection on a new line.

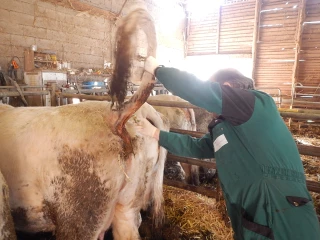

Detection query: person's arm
xmin=144 ymin=57 xmax=256 ymax=126
xmin=133 ymin=118 xmax=214 ymax=159
xmin=159 ymin=130 xmax=214 ymax=159
xmin=144 ymin=56 xmax=223 ymax=114
xmin=155 ymin=67 xmax=223 ymax=114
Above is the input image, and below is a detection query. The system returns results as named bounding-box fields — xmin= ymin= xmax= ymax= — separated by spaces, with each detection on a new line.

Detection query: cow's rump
xmin=0 ymin=101 xmax=168 ymax=240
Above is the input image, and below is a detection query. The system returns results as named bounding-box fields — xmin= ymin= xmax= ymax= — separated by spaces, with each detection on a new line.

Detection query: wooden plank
xmin=260 ymin=11 xmax=299 ymax=20
xmin=260 ymin=31 xmax=296 ymax=38
xmin=219 ymin=37 xmax=253 ymax=43
xmin=188 ymin=35 xmax=217 ymax=41
xmin=163 ymin=179 xmax=217 ymax=198
xmin=220 ymin=16 xmax=255 ymax=23
xmin=216 ymin=6 xmax=221 ymax=54
xmin=221 ymin=3 xmax=255 ymax=13
xmin=170 ymin=128 xmax=320 ymax=156
xmin=262 ymin=0 xmax=299 ymax=7
xmin=190 ymin=26 xmax=218 ymax=32
xmin=304 ymin=16 xmax=320 ymax=22
xmin=167 ymin=154 xmax=215 ymax=169
xmin=189 ymin=22 xmax=217 ymax=28
xmin=259 ymin=35 xmax=297 ymax=42
xmin=306 ymin=180 xmax=320 ymax=193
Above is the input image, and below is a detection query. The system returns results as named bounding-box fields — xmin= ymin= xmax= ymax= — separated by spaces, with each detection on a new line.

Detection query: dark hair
xmin=209 ymin=68 xmax=255 ymax=90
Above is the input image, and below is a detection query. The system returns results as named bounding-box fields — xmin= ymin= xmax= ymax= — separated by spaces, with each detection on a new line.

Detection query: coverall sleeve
xmin=159 ymin=130 xmax=214 ymax=159
xmin=155 ymin=67 xmax=223 ymax=114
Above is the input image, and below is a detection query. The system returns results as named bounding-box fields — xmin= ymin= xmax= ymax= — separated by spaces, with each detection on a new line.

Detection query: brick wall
xmin=0 ymin=0 xmax=186 ymax=75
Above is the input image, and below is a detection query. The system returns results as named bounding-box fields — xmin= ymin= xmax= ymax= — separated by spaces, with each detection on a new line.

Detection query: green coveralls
xmin=155 ymin=67 xmax=320 ymax=240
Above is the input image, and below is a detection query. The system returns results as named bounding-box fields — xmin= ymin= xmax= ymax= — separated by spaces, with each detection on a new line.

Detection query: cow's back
xmin=149 ymin=95 xmax=196 ymax=131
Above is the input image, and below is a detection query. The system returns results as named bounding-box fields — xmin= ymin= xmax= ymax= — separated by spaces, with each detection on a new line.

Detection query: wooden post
xmin=49 ymin=82 xmax=57 ymax=107
xmin=290 ymin=0 xmax=306 ymax=109
xmin=216 ymin=6 xmax=221 ymax=54
xmin=7 ymin=76 xmax=28 ymax=106
xmin=251 ymin=0 xmax=262 ymax=80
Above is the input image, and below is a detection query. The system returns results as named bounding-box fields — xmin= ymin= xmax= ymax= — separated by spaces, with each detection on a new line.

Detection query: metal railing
xmin=291 ymin=83 xmax=320 ymax=109
xmin=256 ymin=87 xmax=282 ymax=107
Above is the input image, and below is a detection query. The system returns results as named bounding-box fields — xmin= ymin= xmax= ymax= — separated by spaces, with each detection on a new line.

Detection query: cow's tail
xmin=0 ymin=104 xmax=13 ymax=114
xmin=146 ymin=110 xmax=169 ymax=226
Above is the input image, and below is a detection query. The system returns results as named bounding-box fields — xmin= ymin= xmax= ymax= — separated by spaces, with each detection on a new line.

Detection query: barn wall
xmin=187 ymin=0 xmax=320 ymax=104
xmin=0 ymin=0 xmax=185 ymax=72
xmin=254 ymin=0 xmax=300 ymax=95
xmin=187 ymin=0 xmax=256 ymax=56
xmin=299 ymin=0 xmax=320 ymax=87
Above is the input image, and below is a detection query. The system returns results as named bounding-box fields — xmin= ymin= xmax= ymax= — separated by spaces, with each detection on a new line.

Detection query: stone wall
xmin=0 ymin=0 xmax=186 ymax=77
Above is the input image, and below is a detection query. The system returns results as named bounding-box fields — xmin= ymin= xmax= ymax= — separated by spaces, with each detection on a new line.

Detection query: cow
xmin=193 ymin=107 xmax=216 ymax=133
xmin=148 ymin=94 xmax=200 ymax=186
xmin=0 ymin=101 xmax=169 ymax=240
xmin=0 ymin=168 xmax=16 ymax=240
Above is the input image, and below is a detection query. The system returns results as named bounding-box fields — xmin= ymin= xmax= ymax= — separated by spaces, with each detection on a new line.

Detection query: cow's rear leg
xmin=52 ymin=207 xmax=110 ymax=240
xmin=112 ymin=204 xmax=141 ymax=240
xmin=49 ymin=191 xmax=116 ymax=240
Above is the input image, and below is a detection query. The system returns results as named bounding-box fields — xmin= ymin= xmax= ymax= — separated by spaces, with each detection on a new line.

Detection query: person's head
xmin=209 ymin=68 xmax=255 ymax=90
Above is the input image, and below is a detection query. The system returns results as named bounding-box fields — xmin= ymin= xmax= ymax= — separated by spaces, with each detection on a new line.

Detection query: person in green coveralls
xmin=133 ymin=56 xmax=320 ymax=240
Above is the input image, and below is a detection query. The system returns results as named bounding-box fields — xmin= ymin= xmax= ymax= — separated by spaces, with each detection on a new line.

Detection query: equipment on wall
xmin=8 ymin=56 xmax=20 ymax=80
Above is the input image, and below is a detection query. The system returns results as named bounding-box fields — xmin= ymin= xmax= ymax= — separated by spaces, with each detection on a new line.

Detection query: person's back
xmin=209 ymin=87 xmax=317 ymax=239
xmin=136 ymin=59 xmax=320 ymax=239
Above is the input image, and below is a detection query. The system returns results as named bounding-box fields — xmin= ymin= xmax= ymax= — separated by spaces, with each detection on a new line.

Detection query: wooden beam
xmin=0 ymin=91 xmax=49 ymax=97
xmin=167 ymin=153 xmax=320 ymax=194
xmin=163 ymin=179 xmax=217 ymax=198
xmin=170 ymin=128 xmax=320 ymax=157
xmin=59 ymin=93 xmax=320 ymax=120
xmin=40 ymin=0 xmax=117 ymax=20
xmin=216 ymin=6 xmax=221 ymax=54
xmin=167 ymin=153 xmax=215 ymax=169
xmin=251 ymin=0 xmax=261 ymax=80
xmin=306 ymin=180 xmax=320 ymax=193
xmin=290 ymin=0 xmax=306 ymax=108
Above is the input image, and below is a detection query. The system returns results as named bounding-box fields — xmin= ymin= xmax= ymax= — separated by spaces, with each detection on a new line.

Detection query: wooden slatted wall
xmin=187 ymin=0 xmax=319 ymax=101
xmin=219 ymin=0 xmax=255 ymax=54
xmin=299 ymin=0 xmax=320 ymax=91
xmin=254 ymin=0 xmax=300 ymax=95
xmin=187 ymin=1 xmax=255 ymax=56
xmin=187 ymin=12 xmax=219 ymax=56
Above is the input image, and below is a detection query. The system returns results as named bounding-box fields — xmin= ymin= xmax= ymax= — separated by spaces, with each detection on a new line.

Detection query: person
xmin=133 ymin=56 xmax=320 ymax=240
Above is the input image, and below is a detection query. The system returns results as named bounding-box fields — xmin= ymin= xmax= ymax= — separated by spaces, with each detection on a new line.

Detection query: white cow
xmin=0 ymin=169 xmax=16 ymax=240
xmin=0 ymin=101 xmax=168 ymax=240
xmin=148 ymin=94 xmax=200 ymax=186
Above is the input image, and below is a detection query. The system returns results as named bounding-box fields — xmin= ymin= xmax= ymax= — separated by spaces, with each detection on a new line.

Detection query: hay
xmin=163 ymin=185 xmax=233 ymax=240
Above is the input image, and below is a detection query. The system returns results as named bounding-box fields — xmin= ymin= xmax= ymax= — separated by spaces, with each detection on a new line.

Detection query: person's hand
xmin=144 ymin=56 xmax=159 ymax=75
xmin=133 ymin=118 xmax=160 ymax=140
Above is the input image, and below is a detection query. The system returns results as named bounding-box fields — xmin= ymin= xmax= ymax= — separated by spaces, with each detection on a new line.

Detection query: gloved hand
xmin=144 ymin=56 xmax=159 ymax=75
xmin=134 ymin=118 xmax=159 ymax=140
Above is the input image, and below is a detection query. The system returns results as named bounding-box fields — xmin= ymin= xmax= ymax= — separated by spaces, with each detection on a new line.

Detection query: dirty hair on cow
xmin=209 ymin=68 xmax=255 ymax=90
